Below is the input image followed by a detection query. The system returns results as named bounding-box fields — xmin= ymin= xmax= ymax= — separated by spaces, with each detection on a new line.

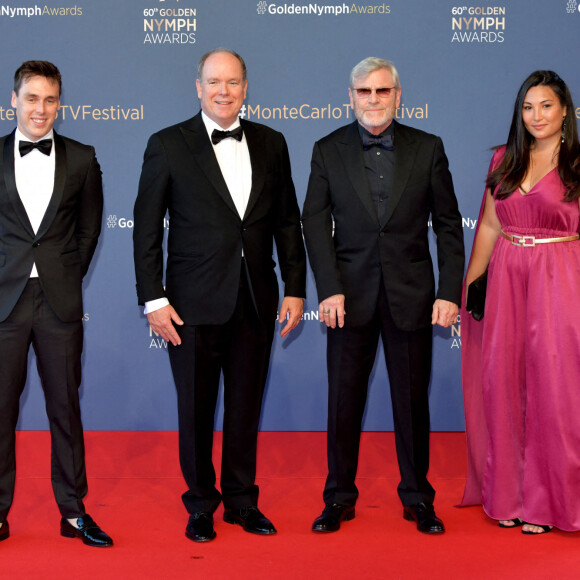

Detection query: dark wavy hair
xmin=488 ymin=70 xmax=580 ymax=201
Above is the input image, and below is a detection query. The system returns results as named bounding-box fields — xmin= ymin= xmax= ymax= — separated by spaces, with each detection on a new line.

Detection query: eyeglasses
xmin=352 ymin=87 xmax=397 ymax=98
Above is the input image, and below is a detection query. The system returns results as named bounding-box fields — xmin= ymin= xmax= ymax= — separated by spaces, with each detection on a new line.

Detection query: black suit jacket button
xmin=379 ymin=232 xmax=385 ymax=238
xmin=32 ymin=241 xmax=40 ymax=247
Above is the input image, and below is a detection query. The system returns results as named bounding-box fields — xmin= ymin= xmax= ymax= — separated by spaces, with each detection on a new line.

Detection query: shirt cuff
xmin=144 ymin=297 xmax=170 ymax=315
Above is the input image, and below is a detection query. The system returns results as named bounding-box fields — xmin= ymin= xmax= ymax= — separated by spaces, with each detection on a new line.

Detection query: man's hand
xmin=147 ymin=305 xmax=184 ymax=346
xmin=278 ymin=297 xmax=304 ymax=338
xmin=319 ymin=294 xmax=346 ymax=329
xmin=431 ymin=299 xmax=459 ymax=328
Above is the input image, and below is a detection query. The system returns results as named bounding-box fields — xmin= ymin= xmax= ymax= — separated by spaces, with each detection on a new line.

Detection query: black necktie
xmin=211 ymin=126 xmax=244 ymax=145
xmin=361 ymin=133 xmax=394 ymax=151
xmin=19 ymin=139 xmax=53 ymax=157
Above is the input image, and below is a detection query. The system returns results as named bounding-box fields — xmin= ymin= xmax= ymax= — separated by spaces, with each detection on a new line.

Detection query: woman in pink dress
xmin=461 ymin=71 xmax=580 ymax=534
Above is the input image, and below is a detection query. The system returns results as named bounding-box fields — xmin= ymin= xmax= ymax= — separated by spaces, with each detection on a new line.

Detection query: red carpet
xmin=4 ymin=432 xmax=578 ymax=578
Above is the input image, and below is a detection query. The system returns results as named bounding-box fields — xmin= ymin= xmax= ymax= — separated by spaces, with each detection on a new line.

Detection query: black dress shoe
xmin=186 ymin=512 xmax=216 ymax=542
xmin=0 ymin=521 xmax=9 ymax=542
xmin=223 ymin=506 xmax=277 ymax=535
xmin=60 ymin=514 xmax=113 ymax=547
xmin=403 ymin=502 xmax=445 ymax=534
xmin=312 ymin=504 xmax=355 ymax=533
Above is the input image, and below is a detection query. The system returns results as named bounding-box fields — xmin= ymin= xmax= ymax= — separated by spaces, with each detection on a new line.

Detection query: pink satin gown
xmin=461 ymin=147 xmax=580 ymax=531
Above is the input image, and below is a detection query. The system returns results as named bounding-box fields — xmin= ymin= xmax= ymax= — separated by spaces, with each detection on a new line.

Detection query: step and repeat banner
xmin=1 ymin=0 xmax=579 ymax=431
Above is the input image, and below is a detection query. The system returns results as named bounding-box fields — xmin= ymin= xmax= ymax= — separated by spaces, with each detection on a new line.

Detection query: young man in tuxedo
xmin=302 ymin=57 xmax=464 ymax=535
xmin=0 ymin=61 xmax=112 ymax=546
xmin=133 ymin=48 xmax=306 ymax=542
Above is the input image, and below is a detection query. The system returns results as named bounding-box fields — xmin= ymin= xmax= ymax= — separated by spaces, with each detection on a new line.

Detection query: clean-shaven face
xmin=12 ymin=75 xmax=60 ymax=141
xmin=522 ymin=85 xmax=567 ymax=145
xmin=196 ymin=52 xmax=247 ymax=129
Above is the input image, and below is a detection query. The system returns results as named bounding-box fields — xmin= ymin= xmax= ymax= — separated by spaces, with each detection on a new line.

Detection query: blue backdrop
xmin=1 ymin=0 xmax=579 ymax=430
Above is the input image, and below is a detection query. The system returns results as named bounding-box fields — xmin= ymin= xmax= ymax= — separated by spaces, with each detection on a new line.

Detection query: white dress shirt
xmin=14 ymin=128 xmax=55 ymax=278
xmin=201 ymin=111 xmax=252 ymax=219
xmin=144 ymin=112 xmax=252 ymax=315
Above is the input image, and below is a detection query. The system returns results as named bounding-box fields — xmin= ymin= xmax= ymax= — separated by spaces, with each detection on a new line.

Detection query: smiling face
xmin=196 ymin=51 xmax=247 ymax=129
xmin=349 ymin=68 xmax=401 ymax=135
xmin=522 ymin=85 xmax=566 ymax=145
xmin=11 ymin=75 xmax=60 ymax=141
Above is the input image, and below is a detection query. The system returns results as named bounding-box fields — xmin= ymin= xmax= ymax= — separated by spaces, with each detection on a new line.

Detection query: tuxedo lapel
xmin=241 ymin=120 xmax=265 ymax=220
xmin=2 ymin=131 xmax=35 ymax=237
xmin=35 ymin=132 xmax=66 ymax=241
xmin=180 ymin=114 xmax=240 ymax=218
xmin=385 ymin=121 xmax=418 ymax=226
xmin=337 ymin=122 xmax=378 ymax=226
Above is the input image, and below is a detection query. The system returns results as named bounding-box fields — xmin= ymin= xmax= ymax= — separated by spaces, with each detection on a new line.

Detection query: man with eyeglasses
xmin=302 ymin=57 xmax=464 ymax=534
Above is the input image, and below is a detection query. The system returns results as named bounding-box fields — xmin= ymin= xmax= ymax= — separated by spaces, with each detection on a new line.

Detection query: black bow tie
xmin=19 ymin=139 xmax=53 ymax=157
xmin=211 ymin=126 xmax=244 ymax=145
xmin=361 ymin=133 xmax=394 ymax=151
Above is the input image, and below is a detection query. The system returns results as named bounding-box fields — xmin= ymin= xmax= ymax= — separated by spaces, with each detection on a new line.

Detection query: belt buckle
xmin=511 ymin=234 xmax=535 ymax=247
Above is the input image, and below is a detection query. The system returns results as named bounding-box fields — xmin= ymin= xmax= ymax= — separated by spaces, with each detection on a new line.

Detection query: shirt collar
xmin=15 ymin=127 xmax=54 ymax=144
xmin=201 ymin=111 xmax=241 ymax=142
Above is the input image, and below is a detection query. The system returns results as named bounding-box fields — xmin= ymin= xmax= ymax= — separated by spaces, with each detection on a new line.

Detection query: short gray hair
xmin=350 ymin=57 xmax=400 ymax=88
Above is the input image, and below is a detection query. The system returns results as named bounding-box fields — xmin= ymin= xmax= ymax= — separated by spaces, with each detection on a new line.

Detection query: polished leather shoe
xmin=186 ymin=512 xmax=216 ymax=542
xmin=223 ymin=506 xmax=277 ymax=535
xmin=403 ymin=502 xmax=445 ymax=534
xmin=312 ymin=504 xmax=355 ymax=533
xmin=0 ymin=521 xmax=9 ymax=542
xmin=60 ymin=514 xmax=113 ymax=547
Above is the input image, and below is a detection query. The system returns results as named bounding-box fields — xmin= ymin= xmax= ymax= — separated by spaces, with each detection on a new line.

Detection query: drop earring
xmin=561 ymin=118 xmax=566 ymax=144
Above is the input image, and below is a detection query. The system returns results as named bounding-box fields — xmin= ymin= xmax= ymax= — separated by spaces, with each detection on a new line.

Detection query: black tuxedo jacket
xmin=133 ymin=113 xmax=306 ymax=325
xmin=302 ymin=120 xmax=464 ymax=331
xmin=0 ymin=130 xmax=103 ymax=323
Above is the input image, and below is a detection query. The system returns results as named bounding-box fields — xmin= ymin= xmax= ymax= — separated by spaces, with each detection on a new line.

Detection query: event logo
xmin=0 ymin=104 xmax=144 ymax=123
xmin=143 ymin=0 xmax=196 ymax=44
xmin=238 ymin=101 xmax=429 ymax=122
xmin=301 ymin=310 xmax=323 ymax=322
xmin=106 ymin=215 xmax=170 ymax=230
xmin=566 ymin=0 xmax=579 ymax=13
xmin=462 ymin=217 xmax=477 ymax=230
xmin=0 ymin=5 xmax=83 ymax=17
xmin=450 ymin=316 xmax=461 ymax=349
xmin=149 ymin=325 xmax=168 ymax=349
xmin=450 ymin=5 xmax=506 ymax=43
xmin=59 ymin=105 xmax=144 ymax=121
xmin=256 ymin=2 xmax=390 ymax=16
xmin=427 ymin=216 xmax=476 ymax=230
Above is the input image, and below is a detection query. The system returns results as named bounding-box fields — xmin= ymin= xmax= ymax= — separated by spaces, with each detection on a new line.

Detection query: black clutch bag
xmin=466 ymin=270 xmax=488 ymax=321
